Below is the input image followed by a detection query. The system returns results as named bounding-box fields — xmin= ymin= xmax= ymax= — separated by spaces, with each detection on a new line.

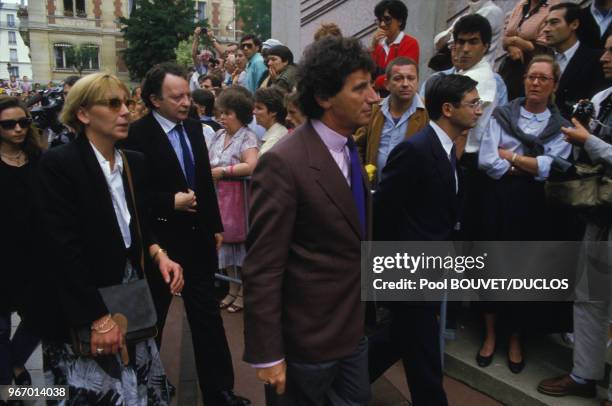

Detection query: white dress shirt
xmin=429 ymin=121 xmax=458 ymax=193
xmin=90 ymin=142 xmax=132 ymax=248
xmin=555 ymin=40 xmax=580 ymax=75
xmin=457 ymin=58 xmax=497 ymax=153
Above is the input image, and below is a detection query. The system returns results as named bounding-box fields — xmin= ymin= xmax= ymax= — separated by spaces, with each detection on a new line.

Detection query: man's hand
xmin=175 ymin=189 xmax=197 ymax=212
xmin=507 ymin=45 xmax=524 ymax=63
xmin=562 ymin=118 xmax=591 ymax=146
xmin=194 ymin=26 xmax=202 ymax=37
xmin=214 ymin=233 xmax=223 ymax=251
xmin=157 ymin=253 xmax=184 ymax=295
xmin=256 ymin=361 xmax=287 ymax=395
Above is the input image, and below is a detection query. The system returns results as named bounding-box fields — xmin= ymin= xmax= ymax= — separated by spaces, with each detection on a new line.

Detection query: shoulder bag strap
xmin=119 ymin=150 xmax=146 ymax=274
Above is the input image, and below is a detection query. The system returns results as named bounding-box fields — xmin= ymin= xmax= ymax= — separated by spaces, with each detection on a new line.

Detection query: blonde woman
xmin=37 ymin=73 xmax=183 ymax=404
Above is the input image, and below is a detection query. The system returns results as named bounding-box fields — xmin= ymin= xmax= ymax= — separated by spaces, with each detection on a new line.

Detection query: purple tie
xmin=346 ymin=136 xmax=366 ymax=238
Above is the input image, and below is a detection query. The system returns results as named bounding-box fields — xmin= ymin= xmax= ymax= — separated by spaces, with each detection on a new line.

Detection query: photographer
xmin=537 ymin=33 xmax=612 ymax=406
xmin=28 ymin=76 xmax=79 ymax=148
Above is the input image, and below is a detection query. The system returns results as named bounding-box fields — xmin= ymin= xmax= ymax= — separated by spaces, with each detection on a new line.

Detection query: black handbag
xmin=71 ymin=150 xmax=157 ymax=356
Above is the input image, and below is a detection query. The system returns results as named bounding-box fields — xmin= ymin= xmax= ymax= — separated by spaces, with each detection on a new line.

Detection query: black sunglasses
xmin=0 ymin=117 xmax=32 ymax=130
xmin=241 ymin=43 xmax=254 ymax=49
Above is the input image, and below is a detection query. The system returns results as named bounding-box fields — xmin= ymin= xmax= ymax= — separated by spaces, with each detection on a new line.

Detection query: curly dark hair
xmin=217 ymin=86 xmax=254 ymax=126
xmin=255 ymin=87 xmax=287 ymax=126
xmin=141 ymin=62 xmax=188 ymax=110
xmin=0 ymin=96 xmax=43 ymax=159
xmin=296 ymin=36 xmax=375 ymax=119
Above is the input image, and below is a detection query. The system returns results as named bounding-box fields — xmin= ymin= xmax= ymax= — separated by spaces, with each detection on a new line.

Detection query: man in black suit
xmin=543 ymin=2 xmax=608 ymax=119
xmin=370 ymin=74 xmax=481 ymax=406
xmin=123 ymin=62 xmax=249 ymax=406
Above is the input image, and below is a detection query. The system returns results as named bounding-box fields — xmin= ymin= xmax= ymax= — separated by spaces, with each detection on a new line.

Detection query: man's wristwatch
xmin=221 ymin=167 xmax=227 ymax=177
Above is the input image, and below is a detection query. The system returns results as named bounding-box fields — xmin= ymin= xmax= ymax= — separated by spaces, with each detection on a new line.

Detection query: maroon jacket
xmin=242 ymin=121 xmax=371 ymax=364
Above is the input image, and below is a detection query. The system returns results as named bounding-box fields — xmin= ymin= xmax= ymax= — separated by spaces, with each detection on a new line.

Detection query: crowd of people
xmin=1 ymin=0 xmax=612 ymax=405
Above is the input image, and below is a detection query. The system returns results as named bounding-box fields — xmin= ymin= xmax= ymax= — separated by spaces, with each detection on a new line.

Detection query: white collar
xmin=89 ymin=141 xmax=123 ymax=175
xmin=429 ymin=121 xmax=454 ymax=158
xmin=520 ymin=106 xmax=551 ymax=122
xmin=457 ymin=58 xmax=496 ymax=103
xmin=152 ymin=110 xmax=180 ymax=135
xmin=381 ymin=31 xmax=405 ymax=54
xmin=556 ymin=40 xmax=580 ymax=61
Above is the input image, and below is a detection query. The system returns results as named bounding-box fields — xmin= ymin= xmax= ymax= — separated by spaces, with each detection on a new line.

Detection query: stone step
xmin=443 ymin=316 xmax=611 ymax=406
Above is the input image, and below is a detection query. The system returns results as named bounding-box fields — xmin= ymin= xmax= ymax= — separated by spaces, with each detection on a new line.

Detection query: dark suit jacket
xmin=123 ymin=112 xmax=222 ymax=264
xmin=374 ymin=124 xmax=463 ymax=241
xmin=242 ymin=121 xmax=372 ymax=365
xmin=556 ymin=45 xmax=607 ymax=119
xmin=34 ymin=135 xmax=153 ymax=337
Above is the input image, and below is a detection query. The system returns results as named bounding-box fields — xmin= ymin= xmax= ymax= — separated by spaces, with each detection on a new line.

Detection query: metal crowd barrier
xmin=214 ymin=176 xmax=251 ymax=285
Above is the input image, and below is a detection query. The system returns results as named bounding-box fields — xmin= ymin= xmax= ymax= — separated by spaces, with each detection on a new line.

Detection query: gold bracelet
xmin=152 ymin=247 xmax=167 ymax=261
xmin=94 ymin=321 xmax=117 ymax=335
xmin=91 ymin=314 xmax=112 ymax=331
xmin=511 ymin=153 xmax=518 ymax=164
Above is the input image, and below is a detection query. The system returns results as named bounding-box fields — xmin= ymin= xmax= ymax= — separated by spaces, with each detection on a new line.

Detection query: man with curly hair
xmin=242 ymin=36 xmax=379 ymax=405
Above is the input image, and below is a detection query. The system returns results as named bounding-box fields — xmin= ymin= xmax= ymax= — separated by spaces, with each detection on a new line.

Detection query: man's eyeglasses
xmin=91 ymin=97 xmax=128 ymax=111
xmin=241 ymin=43 xmax=254 ymax=50
xmin=524 ymin=75 xmax=554 ymax=83
xmin=375 ymin=15 xmax=393 ymax=26
xmin=0 ymin=117 xmax=32 ymax=130
xmin=460 ymin=99 xmax=485 ymax=110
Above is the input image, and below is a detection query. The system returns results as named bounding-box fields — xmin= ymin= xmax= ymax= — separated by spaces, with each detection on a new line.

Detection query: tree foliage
xmin=65 ymin=44 xmax=99 ymax=75
xmin=119 ymin=0 xmax=197 ymax=80
xmin=236 ymin=0 xmax=271 ymax=40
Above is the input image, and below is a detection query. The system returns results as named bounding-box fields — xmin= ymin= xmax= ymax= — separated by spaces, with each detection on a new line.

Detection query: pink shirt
xmin=311 ymin=119 xmax=351 ymax=186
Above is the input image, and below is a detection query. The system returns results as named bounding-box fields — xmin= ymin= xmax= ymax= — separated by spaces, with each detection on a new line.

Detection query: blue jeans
xmin=0 ymin=313 xmax=40 ymax=385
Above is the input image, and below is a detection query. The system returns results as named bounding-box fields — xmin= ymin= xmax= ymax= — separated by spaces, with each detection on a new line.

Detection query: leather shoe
xmin=507 ymin=353 xmax=524 ymax=374
xmin=476 ymin=345 xmax=495 ymax=367
xmin=219 ymin=390 xmax=251 ymax=406
xmin=537 ymin=374 xmax=596 ymax=398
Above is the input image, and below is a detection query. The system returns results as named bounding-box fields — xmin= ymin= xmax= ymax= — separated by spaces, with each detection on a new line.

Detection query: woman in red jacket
xmin=370 ymin=0 xmax=420 ymax=91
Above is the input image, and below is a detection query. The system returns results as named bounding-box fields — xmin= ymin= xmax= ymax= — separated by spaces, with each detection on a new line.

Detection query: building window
xmin=81 ymin=45 xmax=100 ymax=70
xmin=7 ymin=14 xmax=15 ymax=27
xmin=54 ymin=43 xmax=71 ymax=69
xmin=197 ymin=2 xmax=206 ymax=21
xmin=8 ymin=31 xmax=17 ymax=45
xmin=64 ymin=0 xmax=86 ymax=17
xmin=8 ymin=66 xmax=19 ymax=77
xmin=9 ymin=49 xmax=18 ymax=62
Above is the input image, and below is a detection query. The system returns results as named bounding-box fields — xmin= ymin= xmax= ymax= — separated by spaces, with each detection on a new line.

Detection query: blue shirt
xmin=478 ymin=107 xmax=571 ymax=181
xmin=591 ymin=2 xmax=612 ymax=36
xmin=376 ymin=95 xmax=425 ymax=181
xmin=245 ymin=53 xmax=267 ymax=93
xmin=152 ymin=110 xmax=195 ymax=180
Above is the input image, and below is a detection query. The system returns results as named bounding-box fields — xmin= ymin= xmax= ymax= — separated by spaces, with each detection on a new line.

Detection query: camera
xmin=27 ymin=86 xmax=75 ymax=147
xmin=571 ymin=100 xmax=595 ymax=128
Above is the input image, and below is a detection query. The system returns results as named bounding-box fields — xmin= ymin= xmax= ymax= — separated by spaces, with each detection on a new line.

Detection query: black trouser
xmin=368 ymin=304 xmax=448 ymax=406
xmin=276 ymin=337 xmax=370 ymax=406
xmin=150 ymin=226 xmax=234 ymax=406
